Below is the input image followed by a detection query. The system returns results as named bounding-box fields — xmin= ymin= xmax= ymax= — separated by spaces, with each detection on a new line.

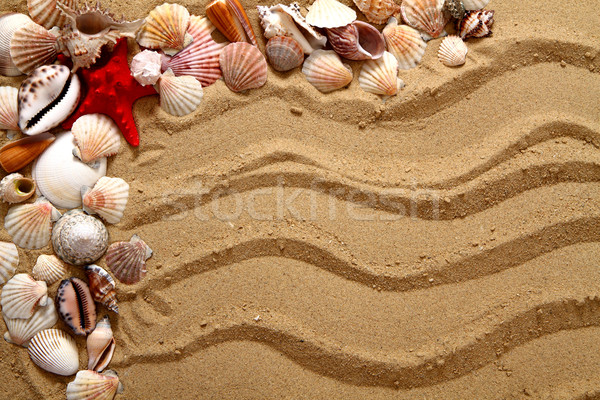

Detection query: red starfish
xmin=62 ymin=38 xmax=157 ymax=146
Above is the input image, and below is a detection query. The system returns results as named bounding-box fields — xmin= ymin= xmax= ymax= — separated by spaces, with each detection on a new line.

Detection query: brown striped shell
xmin=84 ymin=264 xmax=118 ymax=314
xmin=219 ymin=42 xmax=268 ymax=92
xmin=265 ymin=36 xmax=304 ymax=72
xmin=106 ymin=235 xmax=153 ymax=285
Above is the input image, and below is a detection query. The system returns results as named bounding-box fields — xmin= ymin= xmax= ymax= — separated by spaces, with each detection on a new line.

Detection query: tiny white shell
xmin=0 ymin=241 xmax=19 ymax=285
xmin=3 ymin=301 xmax=58 ymax=347
xmin=130 ymin=49 xmax=163 ymax=86
xmin=438 ymin=35 xmax=467 ymax=66
xmin=1 ymin=273 xmax=48 ymax=319
xmin=0 ymin=86 xmax=19 ymax=131
xmin=302 ymin=49 xmax=353 ymax=93
xmin=359 ymin=51 xmax=404 ymax=97
xmin=306 ymin=0 xmax=357 ymax=29
xmin=155 ymin=69 xmax=204 ymax=117
xmin=28 ymin=328 xmax=79 ymax=376
xmin=4 ymin=197 xmax=61 ymax=249
xmin=66 ymin=369 xmax=122 ymax=400
xmin=71 ymin=114 xmax=121 ymax=165
xmin=82 ymin=176 xmax=130 ymax=224
xmin=32 ymin=254 xmax=68 ymax=285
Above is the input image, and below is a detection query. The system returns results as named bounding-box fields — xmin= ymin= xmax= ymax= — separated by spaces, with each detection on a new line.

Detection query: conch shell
xmin=326 ymin=21 xmax=385 ymax=60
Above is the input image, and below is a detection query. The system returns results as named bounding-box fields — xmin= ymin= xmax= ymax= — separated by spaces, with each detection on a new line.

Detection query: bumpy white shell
xmin=71 ymin=114 xmax=121 ymax=165
xmin=28 ymin=328 xmax=79 ymax=376
xmin=306 ymin=0 xmax=357 ymax=29
xmin=1 ymin=273 xmax=48 ymax=319
xmin=383 ymin=17 xmax=427 ymax=70
xmin=3 ymin=301 xmax=57 ymax=347
xmin=32 ymin=254 xmax=68 ymax=285
xmin=67 ymin=370 xmax=122 ymax=400
xmin=438 ymin=35 xmax=467 ymax=66
xmin=130 ymin=49 xmax=163 ymax=86
xmin=106 ymin=235 xmax=153 ymax=284
xmin=359 ymin=51 xmax=404 ymax=97
xmin=0 ymin=86 xmax=19 ymax=131
xmin=137 ymin=3 xmax=192 ymax=56
xmin=0 ymin=13 xmax=33 ymax=77
xmin=302 ymin=49 xmax=352 ymax=93
xmin=155 ymin=69 xmax=203 ymax=116
xmin=4 ymin=197 xmax=61 ymax=249
xmin=400 ymin=0 xmax=447 ymax=40
xmin=82 ymin=177 xmax=130 ymax=224
xmin=51 ymin=210 xmax=109 ymax=266
xmin=0 ymin=242 xmax=18 ymax=285
xmin=462 ymin=0 xmax=490 ymax=10
xmin=87 ymin=315 xmax=115 ymax=372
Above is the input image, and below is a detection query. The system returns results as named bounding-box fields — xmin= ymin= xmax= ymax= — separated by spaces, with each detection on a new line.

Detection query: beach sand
xmin=0 ymin=0 xmax=599 ymax=398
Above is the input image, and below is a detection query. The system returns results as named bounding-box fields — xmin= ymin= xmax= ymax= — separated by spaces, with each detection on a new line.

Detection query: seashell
xmin=0 ymin=242 xmax=18 ymax=285
xmin=443 ymin=0 xmax=465 ymax=20
xmin=326 ymin=21 xmax=385 ymax=61
xmin=28 ymin=328 xmax=79 ymax=375
xmin=131 ymin=50 xmax=163 ymax=86
xmin=0 ymin=86 xmax=19 ymax=131
xmin=462 ymin=0 xmax=490 ymax=11
xmin=4 ymin=197 xmax=61 ymax=249
xmin=27 ymin=0 xmax=75 ymax=29
xmin=84 ymin=265 xmax=118 ymax=314
xmin=206 ymin=0 xmax=257 ymax=46
xmin=137 ymin=3 xmax=192 ymax=56
xmin=0 ymin=173 xmax=36 ymax=203
xmin=438 ymin=35 xmax=467 ymax=66
xmin=82 ymin=176 xmax=130 ymax=224
xmin=353 ymin=0 xmax=401 ymax=25
xmin=56 ymin=277 xmax=97 ymax=335
xmin=265 ymin=36 xmax=304 ymax=72
xmin=3 ymin=301 xmax=57 ymax=347
xmin=18 ymin=65 xmax=81 ymax=136
xmin=257 ymin=3 xmax=326 ymax=55
xmin=32 ymin=255 xmax=68 ymax=285
xmin=66 ymin=369 xmax=123 ymax=400
xmin=0 ymin=13 xmax=33 ymax=77
xmin=301 ymin=49 xmax=353 ymax=93
xmin=10 ymin=21 xmax=59 ymax=75
xmin=87 ymin=315 xmax=115 ymax=371
xmin=359 ymin=51 xmax=404 ymax=97
xmin=219 ymin=42 xmax=268 ymax=93
xmin=51 ymin=210 xmax=109 ymax=266
xmin=457 ymin=9 xmax=494 ymax=39
xmin=0 ymin=132 xmax=55 ymax=173
xmin=400 ymin=0 xmax=448 ymax=40
xmin=382 ymin=17 xmax=427 ymax=70
xmin=1 ymin=273 xmax=48 ymax=319
xmin=106 ymin=234 xmax=153 ymax=285
xmin=306 ymin=0 xmax=357 ymax=29
xmin=155 ymin=69 xmax=204 ymax=116
xmin=71 ymin=114 xmax=121 ymax=165
xmin=33 ymin=132 xmax=107 ymax=209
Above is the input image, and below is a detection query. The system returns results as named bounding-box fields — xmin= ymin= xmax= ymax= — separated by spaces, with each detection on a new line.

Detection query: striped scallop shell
xmin=82 ymin=177 xmax=130 ymax=224
xmin=71 ymin=114 xmax=121 ymax=165
xmin=219 ymin=42 xmax=268 ymax=93
xmin=1 ymin=273 xmax=48 ymax=319
xmin=3 ymin=301 xmax=57 ymax=347
xmin=10 ymin=21 xmax=59 ymax=75
xmin=359 ymin=51 xmax=404 ymax=97
xmin=438 ymin=35 xmax=467 ymax=66
xmin=32 ymin=255 xmax=68 ymax=285
xmin=353 ymin=0 xmax=401 ymax=25
xmin=0 ymin=241 xmax=18 ymax=285
xmin=462 ymin=0 xmax=490 ymax=10
xmin=265 ymin=36 xmax=304 ymax=72
xmin=27 ymin=0 xmax=75 ymax=29
xmin=400 ymin=0 xmax=448 ymax=40
xmin=383 ymin=17 xmax=427 ymax=70
xmin=0 ymin=13 xmax=32 ymax=77
xmin=67 ymin=370 xmax=122 ymax=400
xmin=137 ymin=3 xmax=192 ymax=56
xmin=56 ymin=278 xmax=97 ymax=335
xmin=302 ymin=49 xmax=352 ymax=93
xmin=106 ymin=235 xmax=153 ymax=285
xmin=0 ymin=86 xmax=19 ymax=131
xmin=28 ymin=328 xmax=79 ymax=376
xmin=306 ymin=0 xmax=357 ymax=29
xmin=4 ymin=197 xmax=61 ymax=249
xmin=155 ymin=69 xmax=204 ymax=116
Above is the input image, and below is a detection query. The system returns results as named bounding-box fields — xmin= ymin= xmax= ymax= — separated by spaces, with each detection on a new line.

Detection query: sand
xmin=0 ymin=0 xmax=599 ymax=398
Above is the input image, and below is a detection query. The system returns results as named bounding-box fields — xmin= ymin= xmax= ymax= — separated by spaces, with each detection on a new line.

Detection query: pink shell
xmin=219 ymin=42 xmax=268 ymax=92
xmin=265 ymin=36 xmax=304 ymax=72
xmin=106 ymin=235 xmax=153 ymax=285
xmin=326 ymin=21 xmax=385 ymax=61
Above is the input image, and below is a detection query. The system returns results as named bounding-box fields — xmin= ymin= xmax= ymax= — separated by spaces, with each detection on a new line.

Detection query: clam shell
xmin=359 ymin=51 xmax=404 ymax=97
xmin=462 ymin=0 xmax=490 ymax=11
xmin=0 ymin=132 xmax=55 ymax=173
xmin=457 ymin=9 xmax=493 ymax=39
xmin=1 ymin=273 xmax=48 ymax=319
xmin=400 ymin=0 xmax=448 ymax=40
xmin=306 ymin=0 xmax=357 ymax=29
xmin=131 ymin=50 xmax=163 ymax=86
xmin=353 ymin=0 xmax=401 ymax=25
xmin=438 ymin=35 xmax=467 ymax=66
xmin=0 ymin=173 xmax=36 ymax=203
xmin=137 ymin=3 xmax=192 ymax=56
xmin=32 ymin=254 xmax=68 ymax=285
xmin=206 ymin=0 xmax=257 ymax=45
xmin=0 ymin=13 xmax=33 ymax=77
xmin=52 ymin=210 xmax=109 ymax=266
xmin=27 ymin=0 xmax=75 ymax=29
xmin=155 ymin=69 xmax=204 ymax=116
xmin=326 ymin=21 xmax=385 ymax=61
xmin=0 ymin=86 xmax=19 ymax=131
xmin=71 ymin=114 xmax=121 ymax=165
xmin=28 ymin=328 xmax=79 ymax=376
xmin=56 ymin=277 xmax=97 ymax=335
xmin=67 ymin=370 xmax=122 ymax=400
xmin=265 ymin=36 xmax=304 ymax=72
xmin=4 ymin=197 xmax=61 ymax=249
xmin=383 ymin=17 xmax=427 ymax=70
xmin=82 ymin=176 xmax=130 ymax=224
xmin=0 ymin=242 xmax=18 ymax=285
xmin=106 ymin=234 xmax=153 ymax=285
xmin=84 ymin=265 xmax=118 ymax=314
xmin=10 ymin=21 xmax=59 ymax=75
xmin=33 ymin=132 xmax=107 ymax=209
xmin=301 ymin=49 xmax=352 ymax=93
xmin=3 ymin=301 xmax=57 ymax=347
xmin=219 ymin=42 xmax=268 ymax=93
xmin=87 ymin=315 xmax=115 ymax=371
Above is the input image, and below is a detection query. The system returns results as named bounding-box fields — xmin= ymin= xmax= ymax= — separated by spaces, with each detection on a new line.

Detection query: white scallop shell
xmin=32 ymin=132 xmax=107 ymax=209
xmin=155 ymin=69 xmax=203 ymax=116
xmin=27 ymin=0 xmax=74 ymax=29
xmin=306 ymin=0 xmax=357 ymax=29
xmin=82 ymin=177 xmax=130 ymax=224
xmin=302 ymin=49 xmax=353 ymax=93
xmin=67 ymin=369 xmax=122 ymax=400
xmin=359 ymin=51 xmax=405 ymax=97
xmin=10 ymin=21 xmax=59 ymax=75
xmin=1 ymin=273 xmax=48 ymax=319
xmin=87 ymin=315 xmax=115 ymax=372
xmin=130 ymin=49 xmax=163 ymax=86
xmin=0 ymin=86 xmax=19 ymax=131
xmin=137 ymin=3 xmax=192 ymax=56
xmin=71 ymin=114 xmax=121 ymax=165
xmin=32 ymin=254 xmax=68 ymax=285
xmin=383 ymin=17 xmax=427 ymax=70
xmin=0 ymin=242 xmax=18 ymax=285
xmin=400 ymin=0 xmax=448 ymax=40
xmin=462 ymin=0 xmax=490 ymax=10
xmin=0 ymin=13 xmax=32 ymax=77
xmin=4 ymin=197 xmax=61 ymax=249
xmin=438 ymin=35 xmax=467 ymax=66
xmin=28 ymin=328 xmax=79 ymax=376
xmin=3 ymin=300 xmax=57 ymax=347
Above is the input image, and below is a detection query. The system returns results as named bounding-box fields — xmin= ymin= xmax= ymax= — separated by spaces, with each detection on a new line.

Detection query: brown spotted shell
xmin=55 ymin=277 xmax=97 ymax=335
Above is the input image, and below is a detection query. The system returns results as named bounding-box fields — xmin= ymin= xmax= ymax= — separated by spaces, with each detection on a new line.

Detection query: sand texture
xmin=0 ymin=0 xmax=599 ymax=398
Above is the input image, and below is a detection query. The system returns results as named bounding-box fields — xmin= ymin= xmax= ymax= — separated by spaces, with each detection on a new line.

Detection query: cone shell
xmin=1 ymin=273 xmax=48 ymax=319
xmin=130 ymin=49 xmax=163 ymax=86
xmin=71 ymin=114 xmax=121 ymax=165
xmin=302 ymin=49 xmax=352 ymax=93
xmin=359 ymin=51 xmax=404 ymax=97
xmin=0 ymin=242 xmax=18 ymax=285
xmin=155 ymin=69 xmax=204 ymax=116
xmin=0 ymin=13 xmax=33 ymax=77
xmin=84 ymin=265 xmax=118 ymax=314
xmin=457 ymin=10 xmax=494 ymax=39
xmin=0 ymin=132 xmax=55 ymax=173
xmin=3 ymin=301 xmax=57 ymax=346
xmin=0 ymin=86 xmax=19 ymax=131
xmin=0 ymin=173 xmax=36 ymax=203
xmin=51 ymin=210 xmax=109 ymax=266
xmin=326 ymin=21 xmax=385 ymax=61
xmin=353 ymin=0 xmax=401 ymax=25
xmin=137 ymin=3 xmax=192 ymax=56
xmin=106 ymin=234 xmax=153 ymax=285
xmin=56 ymin=277 xmax=97 ymax=335
xmin=383 ymin=17 xmax=427 ymax=69
xmin=10 ymin=21 xmax=59 ymax=75
xmin=32 ymin=255 xmax=68 ymax=285
xmin=4 ymin=197 xmax=61 ymax=249
xmin=28 ymin=328 xmax=79 ymax=375
xmin=265 ymin=36 xmax=304 ymax=72
xmin=27 ymin=0 xmax=75 ymax=29
xmin=67 ymin=370 xmax=122 ymax=400
xmin=400 ymin=0 xmax=448 ymax=39
xmin=462 ymin=0 xmax=490 ymax=11
xmin=87 ymin=315 xmax=115 ymax=371
xmin=219 ymin=42 xmax=268 ymax=92
xmin=82 ymin=176 xmax=130 ymax=224
xmin=306 ymin=0 xmax=357 ymax=29
xmin=205 ymin=0 xmax=257 ymax=45
xmin=438 ymin=35 xmax=467 ymax=66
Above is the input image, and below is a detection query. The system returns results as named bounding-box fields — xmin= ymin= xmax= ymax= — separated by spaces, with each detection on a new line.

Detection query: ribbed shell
xmin=3 ymin=301 xmax=57 ymax=346
xmin=353 ymin=0 xmax=401 ymax=25
xmin=265 ymin=36 xmax=304 ymax=72
xmin=137 ymin=3 xmax=192 ymax=56
xmin=457 ymin=10 xmax=493 ymax=39
xmin=0 ymin=132 xmax=55 ymax=173
xmin=87 ymin=315 xmax=115 ymax=371
xmin=155 ymin=69 xmax=204 ymax=116
xmin=106 ymin=235 xmax=153 ymax=285
xmin=0 ymin=173 xmax=36 ymax=203
xmin=51 ymin=210 xmax=109 ymax=266
xmin=326 ymin=20 xmax=385 ymax=61
xmin=66 ymin=370 xmax=121 ymax=400
xmin=10 ymin=21 xmax=59 ymax=74
xmin=4 ymin=197 xmax=61 ymax=249
xmin=438 ymin=35 xmax=467 ymax=66
xmin=219 ymin=42 xmax=268 ymax=93
xmin=28 ymin=328 xmax=79 ymax=376
xmin=0 ymin=241 xmax=18 ymax=285
xmin=56 ymin=277 xmax=97 ymax=335
xmin=0 ymin=13 xmax=32 ymax=77
xmin=71 ymin=114 xmax=121 ymax=165
xmin=400 ymin=0 xmax=447 ymax=39
xmin=82 ymin=177 xmax=130 ymax=224
xmin=1 ymin=273 xmax=48 ymax=319
xmin=84 ymin=265 xmax=118 ymax=314
xmin=306 ymin=0 xmax=357 ymax=29
xmin=27 ymin=0 xmax=74 ymax=29
xmin=0 ymin=86 xmax=19 ymax=131
xmin=383 ymin=18 xmax=427 ymax=70
xmin=32 ymin=254 xmax=68 ymax=285
xmin=302 ymin=49 xmax=353 ymax=93
xmin=462 ymin=0 xmax=490 ymax=10
xmin=205 ymin=0 xmax=257 ymax=45
xmin=359 ymin=51 xmax=404 ymax=97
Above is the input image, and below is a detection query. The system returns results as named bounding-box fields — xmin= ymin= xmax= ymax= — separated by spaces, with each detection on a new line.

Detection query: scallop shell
xmin=137 ymin=3 xmax=192 ymax=56
xmin=1 ymin=273 xmax=48 ymax=319
xmin=438 ymin=35 xmax=467 ymax=66
xmin=27 ymin=0 xmax=75 ymax=29
xmin=219 ymin=42 xmax=268 ymax=93
xmin=0 ymin=242 xmax=18 ymax=285
xmin=400 ymin=0 xmax=448 ymax=40
xmin=359 ymin=51 xmax=404 ymax=97
xmin=0 ymin=173 xmax=36 ymax=203
xmin=0 ymin=86 xmax=19 ymax=131
xmin=56 ymin=277 xmax=97 ymax=335
xmin=84 ymin=265 xmax=118 ymax=314
xmin=33 ymin=132 xmax=107 ymax=209
xmin=0 ymin=132 xmax=55 ymax=173
xmin=67 ymin=370 xmax=123 ymax=400
xmin=106 ymin=235 xmax=153 ymax=285
xmin=51 ymin=210 xmax=109 ymax=266
xmin=130 ymin=49 xmax=163 ymax=86
xmin=82 ymin=176 xmax=130 ymax=224
xmin=4 ymin=197 xmax=61 ymax=249
xmin=206 ymin=0 xmax=257 ymax=45
xmin=10 ymin=21 xmax=59 ymax=75
xmin=4 ymin=301 xmax=57 ymax=346
xmin=302 ymin=49 xmax=353 ymax=93
xmin=87 ymin=315 xmax=115 ymax=371
xmin=71 ymin=114 xmax=121 ymax=165
xmin=382 ymin=17 xmax=427 ymax=70
xmin=0 ymin=13 xmax=33 ymax=77
xmin=155 ymin=69 xmax=204 ymax=116
xmin=265 ymin=36 xmax=304 ymax=72
xmin=353 ymin=0 xmax=401 ymax=25
xmin=32 ymin=255 xmax=68 ymax=285
xmin=462 ymin=0 xmax=490 ymax=11
xmin=28 ymin=328 xmax=79 ymax=376
xmin=306 ymin=0 xmax=357 ymax=29
xmin=457 ymin=9 xmax=493 ymax=39
xmin=326 ymin=20 xmax=385 ymax=61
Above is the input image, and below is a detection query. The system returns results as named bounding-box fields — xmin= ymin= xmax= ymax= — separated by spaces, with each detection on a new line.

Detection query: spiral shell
xmin=400 ymin=0 xmax=448 ymax=40
xmin=359 ymin=51 xmax=404 ymax=97
xmin=302 ymin=49 xmax=352 ymax=93
xmin=383 ymin=17 xmax=427 ymax=69
xmin=106 ymin=235 xmax=153 ymax=285
xmin=1 ymin=273 xmax=48 ymax=319
xmin=4 ymin=197 xmax=61 ymax=249
xmin=0 ymin=86 xmax=19 ymax=131
xmin=32 ymin=254 xmax=68 ymax=285
xmin=0 ymin=13 xmax=33 ymax=77
xmin=137 ymin=3 xmax=193 ymax=56
xmin=51 ymin=210 xmax=109 ymax=266
xmin=82 ymin=176 xmax=130 ymax=224
xmin=219 ymin=42 xmax=268 ymax=93
xmin=155 ymin=69 xmax=204 ymax=116
xmin=353 ymin=0 xmax=401 ymax=25
xmin=28 ymin=328 xmax=79 ymax=376
xmin=66 ymin=370 xmax=122 ymax=400
xmin=71 ymin=114 xmax=121 ymax=165
xmin=56 ymin=277 xmax=97 ymax=336
xmin=3 ymin=301 xmax=57 ymax=347
xmin=265 ymin=36 xmax=304 ymax=72
xmin=326 ymin=20 xmax=385 ymax=61
xmin=84 ymin=265 xmax=118 ymax=314
xmin=457 ymin=9 xmax=494 ymax=39
xmin=0 ymin=242 xmax=18 ymax=285
xmin=27 ymin=0 xmax=75 ymax=29
xmin=10 ymin=21 xmax=59 ymax=75
xmin=0 ymin=173 xmax=36 ymax=204
xmin=438 ymin=35 xmax=467 ymax=66
xmin=306 ymin=0 xmax=357 ymax=29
